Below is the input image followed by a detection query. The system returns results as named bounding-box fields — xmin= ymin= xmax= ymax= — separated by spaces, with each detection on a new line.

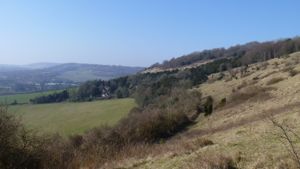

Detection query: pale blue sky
xmin=0 ymin=0 xmax=299 ymax=66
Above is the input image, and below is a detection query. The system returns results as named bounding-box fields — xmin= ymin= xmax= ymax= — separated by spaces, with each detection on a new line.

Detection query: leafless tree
xmin=269 ymin=116 xmax=300 ymax=167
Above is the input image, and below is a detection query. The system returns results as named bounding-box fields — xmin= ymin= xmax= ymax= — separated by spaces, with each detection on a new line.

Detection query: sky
xmin=0 ymin=0 xmax=300 ymax=67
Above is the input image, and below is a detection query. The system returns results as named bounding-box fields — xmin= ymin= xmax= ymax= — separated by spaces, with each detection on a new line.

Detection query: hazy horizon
xmin=0 ymin=61 xmax=146 ymax=67
xmin=1 ymin=0 xmax=300 ymax=67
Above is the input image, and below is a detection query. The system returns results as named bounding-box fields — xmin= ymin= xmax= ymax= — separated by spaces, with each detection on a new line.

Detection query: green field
xmin=0 ymin=90 xmax=60 ymax=104
xmin=9 ymin=98 xmax=136 ymax=136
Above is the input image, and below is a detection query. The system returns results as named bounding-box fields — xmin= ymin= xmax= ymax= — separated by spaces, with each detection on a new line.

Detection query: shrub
xmin=0 ymin=105 xmax=44 ymax=169
xmin=37 ymin=135 xmax=80 ymax=169
xmin=0 ymin=105 xmax=81 ymax=169
xmin=0 ymin=88 xmax=205 ymax=168
xmin=218 ymin=98 xmax=227 ymax=108
xmin=30 ymin=90 xmax=69 ymax=104
xmin=192 ymin=138 xmax=214 ymax=148
xmin=252 ymin=76 xmax=260 ymax=80
xmin=117 ymin=89 xmax=202 ymax=142
xmin=60 ymin=89 xmax=204 ymax=166
xmin=203 ymin=96 xmax=214 ymax=116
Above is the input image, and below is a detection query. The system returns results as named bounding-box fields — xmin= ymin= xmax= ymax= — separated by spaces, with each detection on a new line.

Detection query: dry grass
xmin=186 ymin=153 xmax=237 ymax=169
xmin=184 ymin=102 xmax=300 ymax=139
xmin=259 ymin=70 xmax=279 ymax=79
xmin=266 ymin=77 xmax=285 ymax=85
xmin=229 ymin=86 xmax=274 ymax=105
xmin=179 ymin=53 xmax=300 ymax=169
xmin=289 ymin=69 xmax=300 ymax=77
xmin=103 ymin=137 xmax=216 ymax=168
xmin=236 ymin=80 xmax=258 ymax=91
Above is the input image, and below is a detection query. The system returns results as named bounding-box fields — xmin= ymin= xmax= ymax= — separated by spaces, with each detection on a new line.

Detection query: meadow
xmin=9 ymin=98 xmax=136 ymax=136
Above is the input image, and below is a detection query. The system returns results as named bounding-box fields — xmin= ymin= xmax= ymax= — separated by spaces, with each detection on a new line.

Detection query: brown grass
xmin=186 ymin=153 xmax=237 ymax=169
xmin=266 ymin=77 xmax=285 ymax=85
xmin=236 ymin=80 xmax=258 ymax=91
xmin=259 ymin=71 xmax=278 ymax=79
xmin=103 ymin=137 xmax=215 ymax=168
xmin=289 ymin=69 xmax=300 ymax=77
xmin=229 ymin=86 xmax=274 ymax=105
xmin=180 ymin=101 xmax=300 ymax=140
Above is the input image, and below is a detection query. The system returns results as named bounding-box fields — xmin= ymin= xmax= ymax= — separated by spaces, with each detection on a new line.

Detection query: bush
xmin=0 ymin=105 xmax=42 ymax=169
xmin=203 ymin=96 xmax=214 ymax=116
xmin=55 ymin=89 xmax=204 ymax=167
xmin=0 ymin=105 xmax=81 ymax=169
xmin=117 ymin=89 xmax=202 ymax=142
xmin=30 ymin=90 xmax=69 ymax=104
xmin=0 ymin=89 xmax=206 ymax=168
xmin=218 ymin=98 xmax=227 ymax=108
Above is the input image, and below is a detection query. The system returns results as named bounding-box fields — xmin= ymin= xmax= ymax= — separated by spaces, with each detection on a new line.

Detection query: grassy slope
xmin=0 ymin=90 xmax=60 ymax=104
xmin=9 ymin=98 xmax=136 ymax=136
xmin=112 ymin=52 xmax=300 ymax=169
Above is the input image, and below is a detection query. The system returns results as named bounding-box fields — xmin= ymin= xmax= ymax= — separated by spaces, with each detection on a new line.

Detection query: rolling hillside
xmin=111 ymin=52 xmax=300 ymax=168
xmin=3 ymin=38 xmax=300 ymax=169
xmin=146 ymin=37 xmax=300 ymax=72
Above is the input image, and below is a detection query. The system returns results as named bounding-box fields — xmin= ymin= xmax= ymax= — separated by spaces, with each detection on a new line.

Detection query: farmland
xmin=0 ymin=90 xmax=60 ymax=104
xmin=9 ymin=98 xmax=136 ymax=136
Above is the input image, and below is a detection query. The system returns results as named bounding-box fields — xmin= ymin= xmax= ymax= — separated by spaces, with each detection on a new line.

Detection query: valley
xmin=2 ymin=2 xmax=300 ymax=168
xmin=0 ymin=63 xmax=144 ymax=95
xmin=2 ymin=38 xmax=300 ymax=169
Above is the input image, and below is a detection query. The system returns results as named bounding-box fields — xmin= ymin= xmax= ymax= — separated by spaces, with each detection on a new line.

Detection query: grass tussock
xmin=289 ymin=69 xmax=300 ymax=77
xmin=259 ymin=71 xmax=278 ymax=79
xmin=186 ymin=153 xmax=237 ymax=169
xmin=266 ymin=77 xmax=285 ymax=85
xmin=229 ymin=86 xmax=274 ymax=105
xmin=236 ymin=80 xmax=258 ymax=91
xmin=181 ymin=138 xmax=214 ymax=152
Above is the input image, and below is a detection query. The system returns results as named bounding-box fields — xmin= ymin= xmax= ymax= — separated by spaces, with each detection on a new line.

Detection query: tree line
xmin=150 ymin=37 xmax=300 ymax=69
xmin=30 ymin=37 xmax=300 ymax=104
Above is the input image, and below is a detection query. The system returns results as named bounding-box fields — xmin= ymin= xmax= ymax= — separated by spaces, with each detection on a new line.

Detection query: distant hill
xmin=0 ymin=63 xmax=60 ymax=72
xmin=24 ymin=62 xmax=61 ymax=69
xmin=0 ymin=64 xmax=28 ymax=72
xmin=47 ymin=63 xmax=144 ymax=82
xmin=0 ymin=63 xmax=144 ymax=94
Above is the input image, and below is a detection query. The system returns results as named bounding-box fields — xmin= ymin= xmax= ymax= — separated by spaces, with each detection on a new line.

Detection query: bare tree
xmin=269 ymin=116 xmax=300 ymax=167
